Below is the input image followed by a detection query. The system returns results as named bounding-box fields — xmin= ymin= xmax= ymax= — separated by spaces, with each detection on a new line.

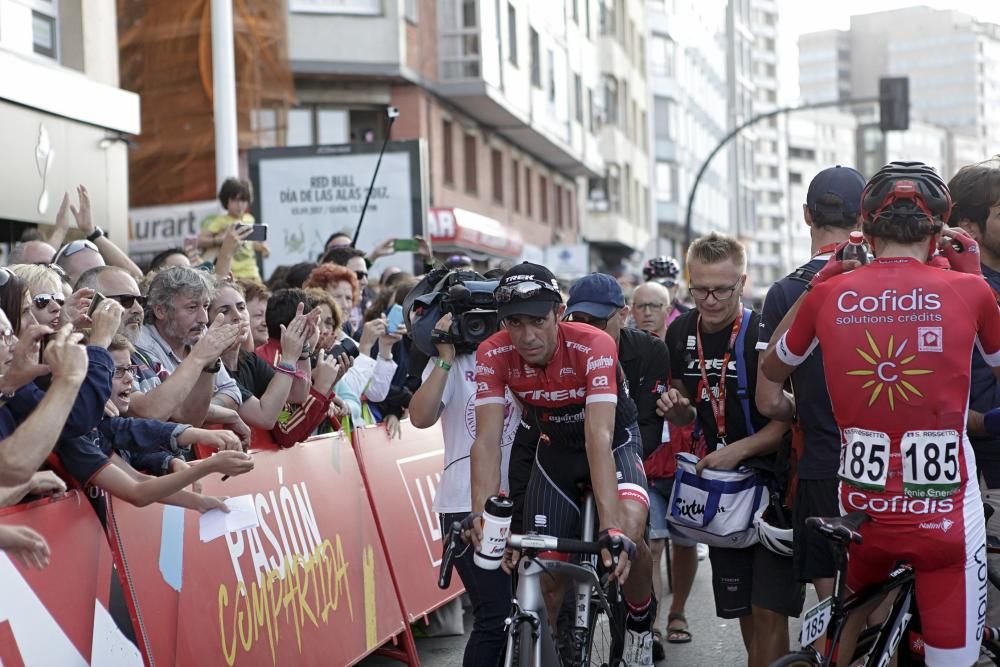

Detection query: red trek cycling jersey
xmin=475 ymin=322 xmax=638 ymax=449
xmin=777 ymin=258 xmax=1000 ymax=519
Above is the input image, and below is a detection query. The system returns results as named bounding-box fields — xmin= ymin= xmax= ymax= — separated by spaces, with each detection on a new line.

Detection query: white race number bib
xmin=839 ymin=428 xmax=891 ymax=491
xmin=900 ymin=430 xmax=961 ymax=498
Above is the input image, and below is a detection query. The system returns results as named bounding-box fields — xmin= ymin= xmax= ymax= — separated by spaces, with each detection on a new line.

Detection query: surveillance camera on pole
xmin=352 ymin=106 xmax=400 ymax=247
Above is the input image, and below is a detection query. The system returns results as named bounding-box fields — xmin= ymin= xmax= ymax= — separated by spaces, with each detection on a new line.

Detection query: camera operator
xmin=408 ymin=275 xmax=520 ymax=667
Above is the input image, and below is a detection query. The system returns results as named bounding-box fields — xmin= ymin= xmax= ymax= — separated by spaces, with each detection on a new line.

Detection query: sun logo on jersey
xmin=845 ymin=331 xmax=933 ymax=410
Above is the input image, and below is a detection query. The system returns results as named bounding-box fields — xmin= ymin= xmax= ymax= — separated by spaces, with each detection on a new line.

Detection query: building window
xmin=530 ymin=29 xmax=541 ymax=87
xmin=598 ymin=0 xmax=615 ymax=36
xmin=555 ymin=184 xmax=564 ymax=228
xmin=464 ymin=134 xmax=478 ymax=194
xmin=440 ymin=0 xmax=481 ymax=79
xmin=547 ymin=49 xmax=556 ymax=104
xmin=585 ymin=0 xmax=591 ymax=37
xmin=621 ymin=80 xmax=629 ymax=134
xmin=507 ymin=2 xmax=517 ymax=66
xmin=571 ymin=0 xmax=579 ymax=23
xmin=602 ymin=75 xmax=619 ymax=126
xmin=623 ymin=164 xmax=631 ymax=216
xmin=649 ymin=33 xmax=674 ymax=77
xmin=566 ymin=187 xmax=574 ymax=230
xmin=491 ymin=148 xmax=504 ymax=204
xmin=525 ymin=166 xmax=533 ymax=217
xmin=573 ymin=74 xmax=583 ymax=123
xmin=404 ymin=0 xmax=418 ymax=23
xmin=588 ymin=88 xmax=598 ymax=132
xmin=653 ymin=96 xmax=672 ymax=141
xmin=540 ymin=175 xmax=549 ymax=223
xmin=512 ymin=158 xmax=521 ymax=212
xmin=443 ymin=120 xmax=455 ymax=184
xmin=31 ymin=2 xmax=59 ymax=60
xmin=287 ymin=108 xmax=314 ymax=146
xmin=655 ymin=161 xmax=675 ymax=202
xmin=607 ymin=165 xmax=621 ymax=213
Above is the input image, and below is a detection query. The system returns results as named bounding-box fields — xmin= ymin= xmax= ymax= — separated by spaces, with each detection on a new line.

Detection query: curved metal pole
xmin=682 ymin=96 xmax=882 ymax=254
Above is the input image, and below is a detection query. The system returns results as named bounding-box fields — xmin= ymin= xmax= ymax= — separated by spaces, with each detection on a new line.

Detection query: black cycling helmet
xmin=642 ymin=256 xmax=681 ymax=282
xmin=860 ymin=161 xmax=953 ymax=225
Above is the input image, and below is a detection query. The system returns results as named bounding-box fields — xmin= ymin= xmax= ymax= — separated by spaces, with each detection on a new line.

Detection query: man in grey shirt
xmin=133 ymin=266 xmax=249 ymax=445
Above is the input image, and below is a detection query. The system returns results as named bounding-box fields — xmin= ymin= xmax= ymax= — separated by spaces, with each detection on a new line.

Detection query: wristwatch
xmin=86 ymin=226 xmax=106 ymax=242
xmin=202 ymin=357 xmax=222 ymax=374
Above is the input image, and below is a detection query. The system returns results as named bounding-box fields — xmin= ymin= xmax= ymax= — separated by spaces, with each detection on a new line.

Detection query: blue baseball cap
xmin=565 ymin=273 xmax=625 ymax=319
xmin=806 ymin=165 xmax=865 ymax=215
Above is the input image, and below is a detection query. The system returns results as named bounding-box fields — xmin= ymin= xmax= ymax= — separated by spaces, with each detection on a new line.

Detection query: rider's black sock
xmin=626 ymin=595 xmax=655 ymax=632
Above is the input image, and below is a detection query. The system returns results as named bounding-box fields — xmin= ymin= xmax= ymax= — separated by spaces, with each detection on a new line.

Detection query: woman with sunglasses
xmin=9 ymin=264 xmax=66 ymax=329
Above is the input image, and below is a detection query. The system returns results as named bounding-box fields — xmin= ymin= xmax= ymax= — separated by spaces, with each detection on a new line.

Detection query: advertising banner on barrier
xmin=108 ymin=433 xmax=405 ymax=667
xmin=353 ymin=420 xmax=464 ymax=622
xmin=0 ymin=492 xmax=142 ymax=666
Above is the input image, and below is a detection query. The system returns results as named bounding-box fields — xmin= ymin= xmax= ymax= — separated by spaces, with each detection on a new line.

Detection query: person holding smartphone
xmin=198 ymin=178 xmax=268 ymax=282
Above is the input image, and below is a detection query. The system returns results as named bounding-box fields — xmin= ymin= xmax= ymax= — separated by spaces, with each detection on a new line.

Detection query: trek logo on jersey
xmin=566 ymin=341 xmax=592 ymax=354
xmin=515 ymin=387 xmax=587 ymax=401
xmin=837 ymin=288 xmax=941 ymax=314
xmin=586 ymin=355 xmax=614 ymax=374
xmin=485 ymin=344 xmax=515 ymax=358
xmin=847 ymin=330 xmax=934 ymax=410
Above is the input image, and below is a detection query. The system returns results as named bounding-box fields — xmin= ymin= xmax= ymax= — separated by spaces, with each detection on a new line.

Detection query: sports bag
xmin=666 ymin=452 xmax=768 ymax=549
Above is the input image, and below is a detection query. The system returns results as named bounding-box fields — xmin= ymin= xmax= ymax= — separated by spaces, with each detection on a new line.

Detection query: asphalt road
xmin=360 ymin=552 xmax=818 ymax=666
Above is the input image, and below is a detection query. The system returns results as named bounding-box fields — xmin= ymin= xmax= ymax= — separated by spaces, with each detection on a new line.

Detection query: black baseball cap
xmin=495 ymin=262 xmax=562 ymax=319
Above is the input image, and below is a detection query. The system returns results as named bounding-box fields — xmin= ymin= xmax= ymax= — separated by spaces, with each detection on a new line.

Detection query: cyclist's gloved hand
xmin=985 ymin=408 xmax=1000 ymax=437
xmin=810 ymin=241 xmax=858 ymax=288
xmin=598 ymin=528 xmax=636 ymax=584
xmin=939 ymin=228 xmax=983 ymax=276
xmin=459 ymin=512 xmax=483 ymax=548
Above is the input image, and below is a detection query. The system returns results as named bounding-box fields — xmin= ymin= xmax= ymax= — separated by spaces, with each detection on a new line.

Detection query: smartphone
xmin=235 ymin=223 xmax=268 ymax=242
xmin=87 ymin=292 xmax=106 ymax=318
xmin=393 ymin=238 xmax=420 ymax=252
xmin=386 ymin=304 xmax=404 ymax=334
xmin=329 ymin=336 xmax=361 ymax=359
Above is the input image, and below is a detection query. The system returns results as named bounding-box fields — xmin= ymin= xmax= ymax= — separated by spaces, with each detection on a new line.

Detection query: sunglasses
xmin=355 ymin=270 xmax=368 ymax=281
xmin=107 ymin=294 xmax=146 ymax=309
xmin=566 ymin=313 xmax=608 ymax=329
xmin=32 ymin=293 xmax=65 ymax=309
xmin=112 ymin=364 xmax=140 ymax=379
xmin=494 ymin=280 xmax=561 ymax=304
xmin=54 ymin=239 xmax=99 ymax=261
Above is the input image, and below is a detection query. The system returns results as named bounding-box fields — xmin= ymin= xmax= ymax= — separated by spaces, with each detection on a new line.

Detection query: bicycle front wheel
xmin=585 ymin=586 xmax=626 ymax=667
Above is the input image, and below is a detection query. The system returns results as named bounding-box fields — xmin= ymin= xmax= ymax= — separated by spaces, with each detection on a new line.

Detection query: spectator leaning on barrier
xmin=658 ymin=232 xmax=799 ymax=667
xmin=408 ymin=284 xmax=521 ymax=667
xmin=133 ymin=267 xmax=249 ymax=444
xmin=628 ymin=278 xmax=700 ymax=654
xmin=754 ymin=165 xmax=865 ymax=614
xmin=362 ymin=277 xmax=419 ymax=438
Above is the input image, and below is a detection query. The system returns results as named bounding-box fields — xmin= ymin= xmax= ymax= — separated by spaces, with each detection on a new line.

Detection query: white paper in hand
xmin=199 ymin=494 xmax=260 ymax=542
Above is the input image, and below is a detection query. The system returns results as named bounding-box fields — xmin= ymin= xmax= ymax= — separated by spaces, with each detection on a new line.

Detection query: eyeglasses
xmin=112 ymin=364 xmax=140 ymax=379
xmin=32 ymin=293 xmax=65 ymax=309
xmin=567 ymin=313 xmax=608 ymax=329
xmin=355 ymin=270 xmax=368 ymax=281
xmin=494 ymin=280 xmax=561 ymax=304
xmin=107 ymin=294 xmax=146 ymax=309
xmin=689 ymin=282 xmax=741 ymax=302
xmin=633 ymin=302 xmax=666 ymax=312
xmin=0 ymin=328 xmax=16 ymax=348
xmin=54 ymin=239 xmax=99 ymax=261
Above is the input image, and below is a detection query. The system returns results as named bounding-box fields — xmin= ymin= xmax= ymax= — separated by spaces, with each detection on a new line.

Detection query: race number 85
xmin=839 ymin=428 xmax=891 ymax=491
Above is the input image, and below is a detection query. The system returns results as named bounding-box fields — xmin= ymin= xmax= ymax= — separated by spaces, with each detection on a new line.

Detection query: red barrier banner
xmin=108 ymin=432 xmax=406 ymax=666
xmin=353 ymin=420 xmax=464 ymax=622
xmin=0 ymin=492 xmax=143 ymax=665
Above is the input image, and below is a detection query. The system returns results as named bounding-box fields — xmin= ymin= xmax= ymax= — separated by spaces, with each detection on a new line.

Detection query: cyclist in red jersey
xmin=466 ymin=262 xmax=655 ymax=665
xmin=761 ymin=161 xmax=1000 ymax=666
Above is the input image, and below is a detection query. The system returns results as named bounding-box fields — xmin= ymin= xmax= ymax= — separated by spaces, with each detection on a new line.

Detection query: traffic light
xmin=879 ymin=77 xmax=910 ymax=132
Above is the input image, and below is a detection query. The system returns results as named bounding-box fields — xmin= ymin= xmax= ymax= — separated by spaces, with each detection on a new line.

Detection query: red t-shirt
xmin=475 ymin=322 xmax=638 ymax=449
xmin=777 ymin=258 xmax=1000 ymax=521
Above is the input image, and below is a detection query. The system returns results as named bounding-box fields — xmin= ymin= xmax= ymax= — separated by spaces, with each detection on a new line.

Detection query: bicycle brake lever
xmin=438 ymin=522 xmax=463 ymax=589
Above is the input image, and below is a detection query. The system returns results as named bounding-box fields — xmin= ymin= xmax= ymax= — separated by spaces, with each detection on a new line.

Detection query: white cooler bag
xmin=666 ymin=452 xmax=769 ymax=549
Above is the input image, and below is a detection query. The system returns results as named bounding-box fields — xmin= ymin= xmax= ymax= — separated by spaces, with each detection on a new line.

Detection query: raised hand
xmin=279 ymin=303 xmax=309 ymax=361
xmin=190 ymin=314 xmax=241 ymax=363
xmin=69 ymin=185 xmax=94 ymax=234
xmin=88 ymin=298 xmax=125 ymax=348
xmin=0 ymin=323 xmax=54 ymax=391
xmin=62 ymin=287 xmax=95 ymax=329
xmin=44 ymin=324 xmax=88 ymax=386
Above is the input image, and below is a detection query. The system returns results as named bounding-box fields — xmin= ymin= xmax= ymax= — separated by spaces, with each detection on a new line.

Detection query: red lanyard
xmin=695 ymin=310 xmax=743 ymax=446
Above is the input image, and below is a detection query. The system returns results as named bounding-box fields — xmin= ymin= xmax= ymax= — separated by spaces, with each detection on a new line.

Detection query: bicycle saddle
xmin=805 ymin=512 xmax=870 ymax=545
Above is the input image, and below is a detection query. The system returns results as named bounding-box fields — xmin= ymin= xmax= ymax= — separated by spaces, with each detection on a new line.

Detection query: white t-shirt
xmin=422 ymin=354 xmax=521 ymax=514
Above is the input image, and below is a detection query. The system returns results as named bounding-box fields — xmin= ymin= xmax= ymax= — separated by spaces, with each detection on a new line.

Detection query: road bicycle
xmin=771 ymin=511 xmax=1000 ymax=666
xmin=439 ymin=493 xmax=627 ymax=667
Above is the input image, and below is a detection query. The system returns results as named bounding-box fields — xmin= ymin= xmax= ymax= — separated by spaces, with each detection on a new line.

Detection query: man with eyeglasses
xmin=631 ymin=281 xmax=671 ymax=340
xmin=467 ymin=263 xmax=656 ymax=666
xmin=658 ymin=232 xmax=798 ymax=667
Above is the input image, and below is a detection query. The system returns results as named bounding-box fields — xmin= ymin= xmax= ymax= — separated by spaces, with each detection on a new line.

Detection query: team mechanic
xmin=761 ymin=161 xmax=1000 ymax=666
xmin=465 ymin=262 xmax=656 ymax=666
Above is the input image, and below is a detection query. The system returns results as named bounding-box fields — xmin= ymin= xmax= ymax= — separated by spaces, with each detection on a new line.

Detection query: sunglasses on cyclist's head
xmin=32 ymin=293 xmax=65 ymax=309
xmin=494 ymin=280 xmax=562 ymax=304
xmin=54 ymin=239 xmax=99 ymax=262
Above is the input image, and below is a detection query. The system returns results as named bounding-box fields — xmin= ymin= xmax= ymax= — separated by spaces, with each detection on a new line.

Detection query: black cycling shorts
xmin=792 ymin=478 xmax=841 ymax=582
xmin=522 ymin=424 xmax=649 ymax=540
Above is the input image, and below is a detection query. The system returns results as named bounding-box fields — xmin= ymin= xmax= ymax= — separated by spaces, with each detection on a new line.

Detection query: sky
xmin=776 ymin=0 xmax=1000 ymax=102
